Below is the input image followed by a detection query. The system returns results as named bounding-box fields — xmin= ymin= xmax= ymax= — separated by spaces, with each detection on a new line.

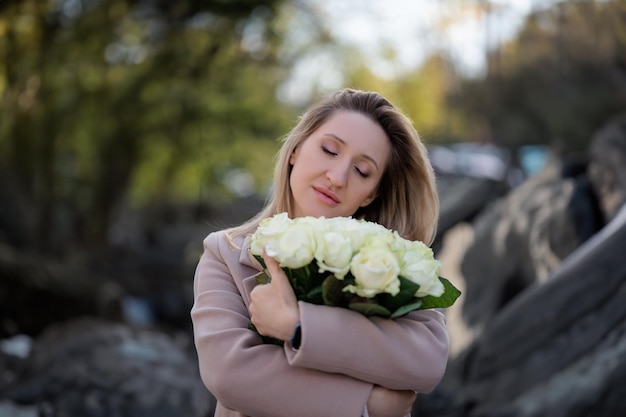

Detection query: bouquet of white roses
xmin=249 ymin=213 xmax=461 ymax=321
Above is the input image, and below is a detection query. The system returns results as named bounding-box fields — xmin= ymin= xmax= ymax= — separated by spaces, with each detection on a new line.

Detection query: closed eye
xmin=355 ymin=166 xmax=369 ymax=178
xmin=322 ymin=145 xmax=370 ymax=178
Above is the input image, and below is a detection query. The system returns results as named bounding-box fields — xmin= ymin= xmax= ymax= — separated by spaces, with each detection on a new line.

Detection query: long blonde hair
xmin=228 ymin=88 xmax=439 ymax=244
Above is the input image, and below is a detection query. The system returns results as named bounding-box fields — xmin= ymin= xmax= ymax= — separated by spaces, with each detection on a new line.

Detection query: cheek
xmin=290 ymin=145 xmax=318 ymax=175
xmin=361 ymin=178 xmax=382 ymax=202
xmin=362 ymin=186 xmax=377 ymax=202
xmin=289 ymin=160 xmax=305 ymax=193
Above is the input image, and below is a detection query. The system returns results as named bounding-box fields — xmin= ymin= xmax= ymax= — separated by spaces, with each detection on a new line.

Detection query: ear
xmin=289 ymin=146 xmax=299 ymax=165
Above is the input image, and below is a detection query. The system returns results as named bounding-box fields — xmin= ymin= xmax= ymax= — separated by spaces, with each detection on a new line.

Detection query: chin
xmin=299 ymin=208 xmax=331 ymax=218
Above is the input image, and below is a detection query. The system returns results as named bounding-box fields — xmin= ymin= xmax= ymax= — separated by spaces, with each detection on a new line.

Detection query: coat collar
xmin=239 ymin=235 xmax=263 ymax=271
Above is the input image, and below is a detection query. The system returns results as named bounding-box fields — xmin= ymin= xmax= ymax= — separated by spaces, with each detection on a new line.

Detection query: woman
xmin=191 ymin=89 xmax=449 ymax=417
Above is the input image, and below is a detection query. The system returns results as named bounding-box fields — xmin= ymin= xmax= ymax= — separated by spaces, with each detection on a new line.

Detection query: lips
xmin=312 ymin=185 xmax=340 ymax=206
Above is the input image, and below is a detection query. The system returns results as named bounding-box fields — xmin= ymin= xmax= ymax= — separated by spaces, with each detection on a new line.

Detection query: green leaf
xmin=380 ymin=276 xmax=420 ymax=311
xmin=280 ymin=266 xmax=312 ymax=301
xmin=254 ymin=254 xmax=266 ymax=268
xmin=395 ymin=276 xmax=420 ymax=303
xmin=349 ymin=302 xmax=391 ymax=317
xmin=290 ymin=265 xmax=310 ymax=284
xmin=390 ymin=300 xmax=423 ymax=318
xmin=305 ymin=265 xmax=328 ymax=292
xmin=322 ymin=275 xmax=347 ymax=306
xmin=419 ymin=277 xmax=462 ymax=310
xmin=255 ymin=271 xmax=271 ymax=285
xmin=305 ymin=286 xmax=324 ymax=304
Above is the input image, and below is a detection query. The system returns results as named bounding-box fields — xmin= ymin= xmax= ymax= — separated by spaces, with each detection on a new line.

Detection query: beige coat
xmin=191 ymin=230 xmax=449 ymax=417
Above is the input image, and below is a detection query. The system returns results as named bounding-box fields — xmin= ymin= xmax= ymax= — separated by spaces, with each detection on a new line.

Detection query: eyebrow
xmin=323 ymin=133 xmax=381 ymax=170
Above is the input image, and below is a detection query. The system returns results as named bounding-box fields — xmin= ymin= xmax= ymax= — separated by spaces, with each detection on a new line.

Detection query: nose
xmin=326 ymin=161 xmax=349 ymax=187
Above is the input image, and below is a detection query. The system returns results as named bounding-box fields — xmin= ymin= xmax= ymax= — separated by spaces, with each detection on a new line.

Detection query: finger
xmin=261 ymin=249 xmax=298 ymax=302
xmin=261 ymin=248 xmax=286 ymax=284
xmin=261 ymin=247 xmax=279 ymax=268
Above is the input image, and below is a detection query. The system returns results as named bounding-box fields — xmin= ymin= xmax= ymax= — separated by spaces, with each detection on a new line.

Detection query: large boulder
xmin=449 ymin=203 xmax=626 ymax=417
xmin=433 ymin=175 xmax=505 ymax=254
xmin=421 ymin=114 xmax=626 ymax=417
xmin=0 ymin=318 xmax=215 ymax=417
xmin=458 ymin=153 xmax=602 ymax=330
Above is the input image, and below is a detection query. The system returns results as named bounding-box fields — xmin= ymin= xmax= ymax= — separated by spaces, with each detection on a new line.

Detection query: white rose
xmin=388 ymin=231 xmax=411 ymax=255
xmin=401 ymin=245 xmax=443 ymax=297
xmin=324 ymin=217 xmax=367 ymax=252
xmin=265 ymin=221 xmax=316 ymax=268
xmin=249 ymin=212 xmax=292 ymax=256
xmin=315 ymin=231 xmax=353 ymax=279
xmin=347 ymin=246 xmax=401 ymax=298
xmin=294 ymin=215 xmax=324 ymax=228
xmin=422 ymin=276 xmax=445 ymax=298
xmin=360 ymin=220 xmax=392 ymax=237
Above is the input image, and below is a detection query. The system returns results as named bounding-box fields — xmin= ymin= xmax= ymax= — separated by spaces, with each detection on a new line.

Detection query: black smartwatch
xmin=290 ymin=322 xmax=302 ymax=349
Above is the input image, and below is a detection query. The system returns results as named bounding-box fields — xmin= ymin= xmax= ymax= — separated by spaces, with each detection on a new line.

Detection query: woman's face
xmin=289 ymin=110 xmax=390 ymax=218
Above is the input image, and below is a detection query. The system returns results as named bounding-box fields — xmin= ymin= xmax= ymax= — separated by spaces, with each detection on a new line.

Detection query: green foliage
xmin=420 ymin=277 xmax=462 ymax=311
xmin=335 ymin=0 xmax=624 ymax=151
xmin=0 ymin=0 xmax=294 ymax=247
xmin=453 ymin=0 xmax=626 ymax=151
xmin=2 ymin=0 xmax=622 ymax=252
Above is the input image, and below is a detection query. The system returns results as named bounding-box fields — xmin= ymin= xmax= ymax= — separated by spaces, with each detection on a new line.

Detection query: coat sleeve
xmin=191 ymin=231 xmax=372 ymax=417
xmin=284 ymin=299 xmax=450 ymax=393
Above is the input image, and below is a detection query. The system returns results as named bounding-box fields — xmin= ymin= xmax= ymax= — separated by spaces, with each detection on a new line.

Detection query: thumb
xmin=261 ymin=248 xmax=288 ymax=285
xmin=261 ymin=248 xmax=298 ymax=306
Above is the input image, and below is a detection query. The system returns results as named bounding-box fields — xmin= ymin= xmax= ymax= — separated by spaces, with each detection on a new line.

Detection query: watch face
xmin=290 ymin=322 xmax=302 ymax=349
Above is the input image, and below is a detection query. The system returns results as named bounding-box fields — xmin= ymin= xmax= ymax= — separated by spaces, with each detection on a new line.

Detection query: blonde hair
xmin=228 ymin=88 xmax=439 ymax=244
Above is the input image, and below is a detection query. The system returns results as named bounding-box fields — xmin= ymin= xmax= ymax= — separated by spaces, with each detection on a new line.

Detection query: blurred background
xmin=1 ymin=0 xmax=625 ymax=416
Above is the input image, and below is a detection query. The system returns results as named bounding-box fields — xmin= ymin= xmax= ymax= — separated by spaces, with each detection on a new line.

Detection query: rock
xmin=0 ymin=402 xmax=37 ymax=417
xmin=588 ymin=114 xmax=626 ymax=223
xmin=427 ymin=115 xmax=626 ymax=417
xmin=451 ymin=204 xmax=626 ymax=417
xmin=0 ymin=318 xmax=215 ymax=417
xmin=458 ymin=153 xmax=602 ymax=330
xmin=0 ymin=244 xmax=124 ymax=337
xmin=434 ymin=175 xmax=506 ymax=254
xmin=0 ymin=195 xmax=266 ymax=339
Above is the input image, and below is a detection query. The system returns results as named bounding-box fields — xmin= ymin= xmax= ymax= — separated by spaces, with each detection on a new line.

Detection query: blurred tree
xmin=453 ymin=0 xmax=626 ymax=151
xmin=3 ymin=0 xmax=623 ymax=255
xmin=0 ymin=0 xmax=297 ymax=251
xmin=343 ymin=51 xmax=468 ymax=145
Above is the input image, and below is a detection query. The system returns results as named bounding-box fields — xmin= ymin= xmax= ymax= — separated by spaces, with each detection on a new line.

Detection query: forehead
xmin=310 ymin=110 xmax=390 ymax=161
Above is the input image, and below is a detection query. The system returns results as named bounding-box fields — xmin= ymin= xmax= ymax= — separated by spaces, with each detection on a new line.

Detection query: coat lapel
xmin=237 ymin=236 xmax=264 ymax=307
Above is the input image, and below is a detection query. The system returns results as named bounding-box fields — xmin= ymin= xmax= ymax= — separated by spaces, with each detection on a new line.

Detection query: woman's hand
xmin=249 ymin=250 xmax=300 ymax=341
xmin=367 ymin=386 xmax=416 ymax=417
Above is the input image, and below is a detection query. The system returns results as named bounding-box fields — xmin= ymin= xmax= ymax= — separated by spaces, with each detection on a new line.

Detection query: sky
xmin=317 ymin=0 xmax=558 ymax=76
xmin=278 ymin=0 xmax=561 ymax=103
